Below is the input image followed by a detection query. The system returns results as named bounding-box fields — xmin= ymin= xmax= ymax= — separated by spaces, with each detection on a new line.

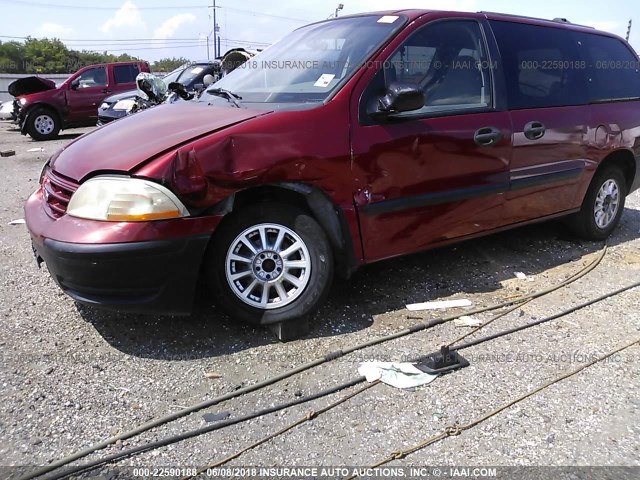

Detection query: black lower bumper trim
xmin=33 ymin=235 xmax=211 ymax=315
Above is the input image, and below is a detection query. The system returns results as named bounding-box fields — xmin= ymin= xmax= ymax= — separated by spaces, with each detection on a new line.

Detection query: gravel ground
xmin=0 ymin=120 xmax=639 ymax=478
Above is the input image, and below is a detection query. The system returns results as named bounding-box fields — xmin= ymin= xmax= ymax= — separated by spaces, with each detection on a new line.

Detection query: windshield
xmin=163 ymin=64 xmax=213 ymax=86
xmin=202 ymin=14 xmax=406 ymax=104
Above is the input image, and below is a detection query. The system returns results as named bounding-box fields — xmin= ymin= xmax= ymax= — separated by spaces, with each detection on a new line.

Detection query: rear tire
xmin=567 ymin=166 xmax=626 ymax=240
xmin=26 ymin=107 xmax=60 ymax=141
xmin=206 ymin=203 xmax=334 ymax=326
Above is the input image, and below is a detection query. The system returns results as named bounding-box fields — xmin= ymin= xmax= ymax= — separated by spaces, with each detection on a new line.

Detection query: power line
xmin=1 ymin=34 xmax=203 ymax=42
xmin=218 ymin=5 xmax=311 ymax=23
xmin=0 ymin=0 xmax=206 ymax=10
xmin=1 ymin=0 xmax=312 ymax=22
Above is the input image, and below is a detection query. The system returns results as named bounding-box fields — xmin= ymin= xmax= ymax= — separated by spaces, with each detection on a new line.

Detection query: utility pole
xmin=213 ymin=0 xmax=218 ymax=58
xmin=626 ymin=19 xmax=632 ymax=41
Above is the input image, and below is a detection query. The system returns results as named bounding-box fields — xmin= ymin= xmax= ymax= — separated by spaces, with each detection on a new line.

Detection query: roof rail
xmin=479 ymin=11 xmax=595 ymax=28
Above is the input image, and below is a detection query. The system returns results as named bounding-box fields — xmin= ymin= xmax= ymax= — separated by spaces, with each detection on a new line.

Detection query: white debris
xmin=514 ymin=271 xmax=535 ymax=282
xmin=454 ymin=316 xmax=483 ymax=327
xmin=358 ymin=362 xmax=438 ymax=389
xmin=8 ymin=218 xmax=25 ymax=225
xmin=406 ymin=299 xmax=472 ymax=311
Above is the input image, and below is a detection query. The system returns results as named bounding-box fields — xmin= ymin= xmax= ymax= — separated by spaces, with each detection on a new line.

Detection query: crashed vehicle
xmin=13 ymin=61 xmax=149 ymax=140
xmin=25 ymin=11 xmax=640 ymax=338
xmin=97 ymin=50 xmax=256 ymax=124
xmin=97 ymin=61 xmax=218 ymax=125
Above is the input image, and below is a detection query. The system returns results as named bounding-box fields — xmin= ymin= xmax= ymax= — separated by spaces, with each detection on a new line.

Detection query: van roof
xmin=329 ymin=10 xmax=622 ymax=40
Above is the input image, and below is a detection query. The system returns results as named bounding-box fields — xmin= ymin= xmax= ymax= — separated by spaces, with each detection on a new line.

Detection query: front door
xmin=351 ymin=18 xmax=513 ymax=261
xmin=66 ymin=66 xmax=109 ymax=123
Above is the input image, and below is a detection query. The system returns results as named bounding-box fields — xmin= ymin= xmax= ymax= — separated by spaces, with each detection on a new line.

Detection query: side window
xmin=113 ymin=64 xmax=140 ymax=84
xmin=490 ymin=21 xmax=588 ymax=109
xmin=77 ymin=67 xmax=107 ymax=88
xmin=386 ymin=20 xmax=493 ymax=114
xmin=577 ymin=33 xmax=640 ymax=101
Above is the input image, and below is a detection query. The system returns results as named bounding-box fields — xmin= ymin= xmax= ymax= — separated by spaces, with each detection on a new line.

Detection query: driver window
xmin=386 ymin=20 xmax=492 ymax=115
xmin=77 ymin=67 xmax=107 ymax=88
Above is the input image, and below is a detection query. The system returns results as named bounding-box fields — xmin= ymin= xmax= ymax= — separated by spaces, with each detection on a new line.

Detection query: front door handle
xmin=474 ymin=126 xmax=502 ymax=146
xmin=524 ymin=121 xmax=546 ymax=140
xmin=101 ymin=89 xmax=112 ymax=94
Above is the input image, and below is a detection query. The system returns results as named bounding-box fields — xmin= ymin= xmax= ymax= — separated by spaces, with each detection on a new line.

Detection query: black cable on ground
xmin=23 ymin=246 xmax=608 ymax=480
xmin=49 ymin=278 xmax=639 ymax=480
xmin=39 ymin=378 xmax=366 ymax=480
xmin=345 ymin=337 xmax=640 ymax=479
xmin=453 ymin=280 xmax=640 ymax=352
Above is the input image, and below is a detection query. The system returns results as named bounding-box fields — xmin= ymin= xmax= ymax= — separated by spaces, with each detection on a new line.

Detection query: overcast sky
xmin=1 ymin=0 xmax=638 ymax=63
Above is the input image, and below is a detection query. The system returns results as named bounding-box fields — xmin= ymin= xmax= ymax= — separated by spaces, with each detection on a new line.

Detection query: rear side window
xmin=113 ymin=64 xmax=140 ymax=84
xmin=490 ymin=20 xmax=588 ymax=109
xmin=576 ymin=33 xmax=640 ymax=102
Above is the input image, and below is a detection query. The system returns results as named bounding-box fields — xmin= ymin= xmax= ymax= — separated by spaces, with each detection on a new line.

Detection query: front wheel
xmin=567 ymin=166 xmax=627 ymax=240
xmin=207 ymin=203 xmax=334 ymax=325
xmin=26 ymin=107 xmax=61 ymax=141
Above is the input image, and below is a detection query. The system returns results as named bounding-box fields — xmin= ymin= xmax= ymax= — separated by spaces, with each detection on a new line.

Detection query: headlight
xmin=19 ymin=98 xmax=27 ymax=106
xmin=99 ymin=102 xmax=110 ymax=110
xmin=67 ymin=176 xmax=189 ymax=222
xmin=113 ymin=99 xmax=135 ymax=111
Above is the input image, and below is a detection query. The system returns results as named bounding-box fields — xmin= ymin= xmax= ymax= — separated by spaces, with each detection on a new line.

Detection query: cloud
xmin=100 ymin=1 xmax=145 ymax=33
xmin=37 ymin=22 xmax=73 ymax=37
xmin=153 ymin=13 xmax=197 ymax=40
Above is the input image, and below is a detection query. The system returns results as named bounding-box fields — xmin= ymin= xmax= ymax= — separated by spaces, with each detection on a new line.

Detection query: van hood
xmin=9 ymin=76 xmax=56 ymax=97
xmin=51 ymin=101 xmax=271 ymax=181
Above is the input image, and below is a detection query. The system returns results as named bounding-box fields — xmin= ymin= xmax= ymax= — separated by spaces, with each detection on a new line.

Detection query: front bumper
xmin=32 ymin=235 xmax=210 ymax=315
xmin=26 ymin=187 xmax=222 ymax=315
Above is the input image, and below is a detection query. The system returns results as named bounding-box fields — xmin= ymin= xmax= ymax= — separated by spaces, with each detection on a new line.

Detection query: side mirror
xmin=69 ymin=78 xmax=80 ymax=90
xmin=369 ymin=82 xmax=425 ymax=117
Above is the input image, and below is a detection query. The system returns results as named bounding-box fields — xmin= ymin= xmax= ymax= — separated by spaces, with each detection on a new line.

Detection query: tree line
xmin=0 ymin=37 xmax=190 ymax=73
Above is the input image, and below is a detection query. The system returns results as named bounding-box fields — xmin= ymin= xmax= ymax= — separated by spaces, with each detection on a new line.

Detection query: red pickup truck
xmin=13 ymin=61 xmax=149 ymax=140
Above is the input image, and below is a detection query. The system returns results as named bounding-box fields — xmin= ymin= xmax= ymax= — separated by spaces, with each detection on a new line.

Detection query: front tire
xmin=567 ymin=166 xmax=626 ymax=240
xmin=207 ymin=203 xmax=334 ymax=325
xmin=26 ymin=107 xmax=61 ymax=141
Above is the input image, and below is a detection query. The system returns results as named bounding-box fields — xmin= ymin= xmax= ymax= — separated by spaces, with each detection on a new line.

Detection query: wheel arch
xmin=596 ymin=149 xmax=636 ymax=193
xmin=215 ymin=183 xmax=358 ymax=278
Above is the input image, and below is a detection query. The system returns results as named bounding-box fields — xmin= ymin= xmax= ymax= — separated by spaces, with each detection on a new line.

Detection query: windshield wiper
xmin=206 ymin=87 xmax=242 ymax=108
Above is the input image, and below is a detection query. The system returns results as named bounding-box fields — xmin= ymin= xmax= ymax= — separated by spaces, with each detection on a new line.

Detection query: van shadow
xmin=78 ymin=206 xmax=640 ymax=360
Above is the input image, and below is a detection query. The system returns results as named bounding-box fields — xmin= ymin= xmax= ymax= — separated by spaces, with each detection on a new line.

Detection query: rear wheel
xmin=26 ymin=107 xmax=60 ymax=141
xmin=207 ymin=203 xmax=334 ymax=326
xmin=567 ymin=166 xmax=626 ymax=240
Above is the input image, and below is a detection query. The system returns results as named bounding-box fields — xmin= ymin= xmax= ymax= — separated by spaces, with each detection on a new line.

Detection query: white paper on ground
xmin=8 ymin=218 xmax=26 ymax=225
xmin=358 ymin=361 xmax=438 ymax=389
xmin=454 ymin=316 xmax=483 ymax=327
xmin=406 ymin=299 xmax=472 ymax=311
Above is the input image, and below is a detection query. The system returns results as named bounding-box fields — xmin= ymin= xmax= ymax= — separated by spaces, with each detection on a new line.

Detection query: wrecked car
xmin=25 ymin=11 xmax=640 ymax=337
xmin=97 ymin=50 xmax=256 ymax=125
xmin=97 ymin=61 xmax=219 ymax=125
xmin=14 ymin=61 xmax=149 ymax=140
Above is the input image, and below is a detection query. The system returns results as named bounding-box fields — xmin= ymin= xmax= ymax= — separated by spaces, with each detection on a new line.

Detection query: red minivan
xmin=15 ymin=61 xmax=149 ymax=140
xmin=25 ymin=10 xmax=640 ymax=334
